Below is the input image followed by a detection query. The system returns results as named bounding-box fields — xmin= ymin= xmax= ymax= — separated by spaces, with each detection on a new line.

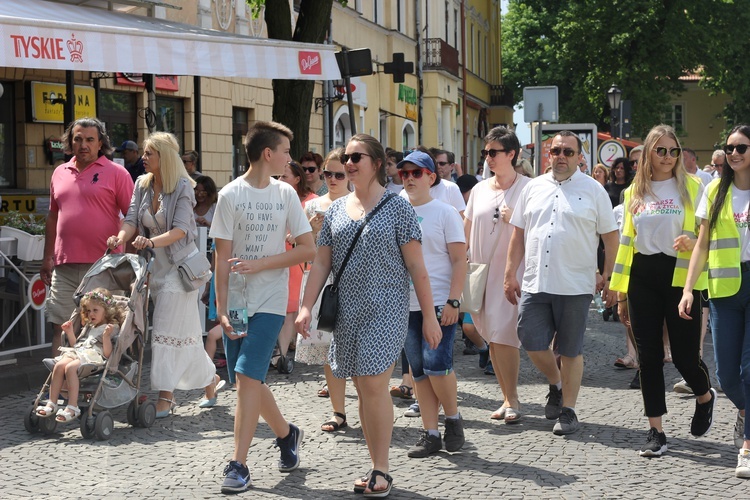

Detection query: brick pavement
xmin=1 ymin=307 xmax=748 ymax=499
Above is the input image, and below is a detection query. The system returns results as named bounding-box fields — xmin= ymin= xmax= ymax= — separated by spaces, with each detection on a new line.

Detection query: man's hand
xmin=504 ymin=274 xmax=521 ymax=305
xmin=422 ymin=313 xmax=442 ymax=350
xmin=40 ymin=257 xmax=55 ymax=286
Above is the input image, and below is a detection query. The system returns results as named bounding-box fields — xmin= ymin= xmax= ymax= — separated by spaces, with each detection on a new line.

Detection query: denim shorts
xmin=404 ymin=307 xmax=457 ymax=381
xmin=223 ymin=313 xmax=284 ymax=384
xmin=517 ymin=292 xmax=591 ymax=357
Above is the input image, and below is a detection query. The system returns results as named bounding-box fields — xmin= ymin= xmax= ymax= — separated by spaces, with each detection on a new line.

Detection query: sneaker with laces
xmin=404 ymin=402 xmax=421 ymax=417
xmin=407 ymin=431 xmax=442 ymax=458
xmin=639 ymin=427 xmax=668 ymax=457
xmin=443 ymin=415 xmax=465 ymax=452
xmin=737 ymin=449 xmax=750 ymax=478
xmin=552 ymin=407 xmax=579 ymax=435
xmin=735 ymin=411 xmax=746 ymax=449
xmin=275 ymin=423 xmax=303 ymax=472
xmin=221 ymin=460 xmax=251 ymax=493
xmin=691 ymin=388 xmax=717 ymax=437
xmin=545 ymin=384 xmax=563 ymax=420
xmin=463 ymin=344 xmax=481 ymax=355
xmin=673 ymin=378 xmax=694 ymax=394
xmin=478 ymin=347 xmax=490 ymax=368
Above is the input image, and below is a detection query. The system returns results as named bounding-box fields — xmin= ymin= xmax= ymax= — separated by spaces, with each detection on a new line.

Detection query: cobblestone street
xmin=1 ymin=307 xmax=748 ymax=499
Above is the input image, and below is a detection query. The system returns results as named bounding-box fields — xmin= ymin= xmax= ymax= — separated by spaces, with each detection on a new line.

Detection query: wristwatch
xmin=446 ymin=299 xmax=460 ymax=308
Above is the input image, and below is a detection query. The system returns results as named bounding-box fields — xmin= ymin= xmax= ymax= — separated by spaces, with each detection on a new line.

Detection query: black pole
xmin=194 ymin=75 xmax=202 ymax=171
xmin=64 ymin=70 xmax=75 ymax=129
xmin=344 ymin=76 xmax=356 ymax=135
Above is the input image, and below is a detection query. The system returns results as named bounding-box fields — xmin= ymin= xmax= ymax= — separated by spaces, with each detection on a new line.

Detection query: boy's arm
xmin=230 ymin=232 xmax=316 ymax=274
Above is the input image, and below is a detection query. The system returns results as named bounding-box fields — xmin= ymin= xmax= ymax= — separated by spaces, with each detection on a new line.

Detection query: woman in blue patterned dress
xmin=296 ymin=134 xmax=441 ymax=498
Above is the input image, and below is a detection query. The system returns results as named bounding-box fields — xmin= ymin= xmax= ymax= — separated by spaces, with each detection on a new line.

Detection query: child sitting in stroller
xmin=35 ymin=288 xmax=123 ymax=423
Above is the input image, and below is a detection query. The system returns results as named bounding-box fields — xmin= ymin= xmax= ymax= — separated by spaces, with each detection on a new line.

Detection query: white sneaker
xmin=673 ymin=378 xmax=693 ymax=394
xmin=404 ymin=402 xmax=421 ymax=417
xmin=737 ymin=449 xmax=750 ymax=478
xmin=736 ymin=411 xmax=746 ymax=450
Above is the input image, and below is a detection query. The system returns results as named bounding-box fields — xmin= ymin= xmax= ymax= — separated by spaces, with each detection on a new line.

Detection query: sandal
xmin=504 ymin=406 xmax=523 ymax=424
xmin=363 ymin=469 xmax=393 ymax=498
xmin=321 ymin=412 xmax=347 ymax=432
xmin=389 ymin=384 xmax=413 ymax=399
xmin=55 ymin=405 xmax=81 ymax=423
xmin=317 ymin=385 xmax=330 ymax=398
xmin=156 ymin=397 xmax=176 ymax=419
xmin=35 ymin=400 xmax=57 ymax=418
xmin=614 ymin=354 xmax=638 ymax=369
xmin=490 ymin=406 xmax=507 ymax=420
xmin=353 ymin=469 xmax=373 ymax=494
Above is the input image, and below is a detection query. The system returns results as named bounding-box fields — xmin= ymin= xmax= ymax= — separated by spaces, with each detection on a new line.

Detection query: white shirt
xmin=210 ymin=178 xmax=312 ymax=316
xmin=693 ymin=169 xmax=713 ymax=186
xmin=400 ymin=178 xmax=466 ymax=214
xmin=510 ymin=170 xmax=617 ymax=295
xmin=696 ymin=184 xmax=750 ymax=262
xmin=385 ymin=180 xmax=404 ymax=194
xmin=613 ymin=204 xmax=624 ymax=234
xmin=408 ymin=199 xmax=465 ymax=310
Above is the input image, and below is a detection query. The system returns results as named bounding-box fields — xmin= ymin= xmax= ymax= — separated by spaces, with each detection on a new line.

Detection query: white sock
xmin=445 ymin=413 xmax=460 ymax=420
xmin=555 ymin=382 xmax=562 ymax=391
xmin=564 ymin=406 xmax=576 ymax=414
xmin=427 ymin=429 xmax=440 ymax=437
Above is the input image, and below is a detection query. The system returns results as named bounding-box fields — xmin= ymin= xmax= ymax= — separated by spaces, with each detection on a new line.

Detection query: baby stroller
xmin=23 ymin=249 xmax=155 ymax=441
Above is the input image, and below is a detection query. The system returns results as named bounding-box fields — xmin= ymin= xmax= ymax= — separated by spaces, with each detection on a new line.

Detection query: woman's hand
xmin=618 ymin=300 xmax=630 ymax=328
xmin=500 ymin=205 xmax=513 ymax=223
xmin=678 ymin=290 xmax=695 ymax=320
xmin=422 ymin=312 xmax=442 ymax=350
xmin=107 ymin=235 xmax=123 ymax=249
xmin=132 ymin=235 xmax=152 ymax=250
xmin=309 ymin=213 xmax=324 ymax=233
xmin=673 ymin=234 xmax=696 ymax=253
xmin=195 ymin=216 xmax=209 ymax=227
xmin=440 ymin=304 xmax=459 ymax=326
xmin=295 ymin=307 xmax=312 ymax=339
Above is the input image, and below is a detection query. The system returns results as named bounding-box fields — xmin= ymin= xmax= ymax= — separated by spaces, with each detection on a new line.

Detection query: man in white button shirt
xmin=683 ymin=148 xmax=712 ymax=186
xmin=504 ymin=131 xmax=619 ymax=436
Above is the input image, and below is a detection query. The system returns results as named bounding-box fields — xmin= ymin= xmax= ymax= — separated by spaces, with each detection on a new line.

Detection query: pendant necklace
xmin=491 ymin=172 xmax=519 ymax=234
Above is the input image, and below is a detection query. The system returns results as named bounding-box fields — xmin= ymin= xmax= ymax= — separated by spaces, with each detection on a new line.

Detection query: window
xmin=454 ymin=9 xmax=458 ymax=48
xmin=664 ymin=103 xmax=685 ymax=132
xmin=0 ymin=82 xmax=14 ymax=188
xmin=100 ymin=91 xmax=137 ymax=154
xmin=232 ymin=107 xmax=251 ymax=180
xmin=374 ymin=0 xmax=384 ymax=26
xmin=155 ymin=97 xmax=184 ymax=146
xmin=445 ymin=1 xmax=449 ymax=42
xmin=397 ymin=0 xmax=404 ymax=33
xmin=470 ymin=25 xmax=474 ymax=72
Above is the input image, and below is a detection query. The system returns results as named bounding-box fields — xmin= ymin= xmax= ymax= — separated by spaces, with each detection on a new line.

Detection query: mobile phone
xmin=315 ymin=209 xmax=326 ymax=216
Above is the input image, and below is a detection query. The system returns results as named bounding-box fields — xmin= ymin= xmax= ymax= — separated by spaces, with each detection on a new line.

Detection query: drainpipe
xmin=194 ymin=76 xmax=201 ymax=170
xmin=461 ymin=0 xmax=468 ymax=167
xmin=416 ymin=0 xmax=422 ymax=146
xmin=323 ymin=16 xmax=333 ymax=153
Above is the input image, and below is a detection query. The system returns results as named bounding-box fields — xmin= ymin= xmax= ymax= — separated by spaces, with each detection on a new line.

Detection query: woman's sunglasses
xmin=302 ymin=166 xmax=318 ymax=173
xmin=480 ymin=148 xmax=507 ymax=159
xmin=323 ymin=170 xmax=346 ymax=180
xmin=339 ymin=152 xmax=372 ymax=164
xmin=654 ymin=147 xmax=681 ymax=158
xmin=725 ymin=144 xmax=750 ymax=155
xmin=398 ymin=168 xmax=431 ymax=180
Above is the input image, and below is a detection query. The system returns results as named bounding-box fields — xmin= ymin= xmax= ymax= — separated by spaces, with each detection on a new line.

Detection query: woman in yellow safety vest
xmin=611 ymin=124 xmax=715 ymax=458
xmin=679 ymin=124 xmax=750 ymax=479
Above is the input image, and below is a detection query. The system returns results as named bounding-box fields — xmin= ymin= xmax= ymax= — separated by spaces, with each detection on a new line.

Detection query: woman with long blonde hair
xmin=610 ymin=124 xmax=714 ymax=457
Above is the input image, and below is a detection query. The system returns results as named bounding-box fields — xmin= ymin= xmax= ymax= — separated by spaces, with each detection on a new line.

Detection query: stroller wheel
xmin=24 ymin=405 xmax=41 ymax=433
xmin=137 ymin=401 xmax=157 ymax=428
xmin=602 ymin=308 xmax=611 ymax=321
xmin=80 ymin=413 xmax=96 ymax=439
xmin=38 ymin=414 xmax=58 ymax=435
xmin=277 ymin=356 xmax=294 ymax=374
xmin=94 ymin=411 xmax=115 ymax=441
xmin=127 ymin=400 xmax=139 ymax=427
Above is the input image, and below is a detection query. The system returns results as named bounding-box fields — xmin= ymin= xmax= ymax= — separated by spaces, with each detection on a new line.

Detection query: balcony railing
xmin=423 ymin=38 xmax=459 ymax=77
xmin=491 ymin=84 xmax=514 ymax=107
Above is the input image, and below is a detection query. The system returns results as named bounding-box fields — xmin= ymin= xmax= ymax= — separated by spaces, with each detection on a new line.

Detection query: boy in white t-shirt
xmin=210 ymin=121 xmax=315 ymax=494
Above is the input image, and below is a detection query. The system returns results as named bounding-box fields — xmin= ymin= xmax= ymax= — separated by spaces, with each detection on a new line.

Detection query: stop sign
xmin=27 ymin=274 xmax=47 ymax=310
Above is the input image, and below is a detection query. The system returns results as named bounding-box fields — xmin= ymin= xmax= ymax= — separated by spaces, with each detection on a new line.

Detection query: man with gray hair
xmin=707 ymin=149 xmax=726 ymax=178
xmin=683 ymin=148 xmax=713 ymax=185
xmin=41 ymin=117 xmax=134 ymax=355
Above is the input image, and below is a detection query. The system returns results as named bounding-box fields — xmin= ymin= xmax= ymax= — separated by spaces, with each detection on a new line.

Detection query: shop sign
xmin=9 ymin=33 xmax=84 ymax=64
xmin=298 ymin=51 xmax=322 ymax=75
xmin=0 ymin=195 xmax=49 ymax=214
xmin=28 ymin=274 xmax=47 ymax=310
xmin=29 ymin=82 xmax=95 ymax=123
xmin=397 ymin=84 xmax=417 ymax=105
xmin=116 ymin=73 xmax=179 ymax=92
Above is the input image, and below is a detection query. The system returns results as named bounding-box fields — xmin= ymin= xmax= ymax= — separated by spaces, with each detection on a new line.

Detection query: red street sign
xmin=28 ymin=274 xmax=47 ymax=310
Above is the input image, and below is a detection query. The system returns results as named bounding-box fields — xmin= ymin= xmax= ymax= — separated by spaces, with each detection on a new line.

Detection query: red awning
xmin=597 ymin=132 xmax=641 ymax=149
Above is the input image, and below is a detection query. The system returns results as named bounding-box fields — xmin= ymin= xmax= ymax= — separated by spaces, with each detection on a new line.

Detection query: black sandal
xmin=363 ymin=470 xmax=393 ymax=498
xmin=321 ymin=412 xmax=347 ymax=433
xmin=353 ymin=469 xmax=372 ymax=494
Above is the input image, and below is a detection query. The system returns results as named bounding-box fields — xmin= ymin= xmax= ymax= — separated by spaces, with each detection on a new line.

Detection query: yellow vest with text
xmin=610 ymin=176 xmax=707 ymax=293
xmin=705 ymin=179 xmax=742 ymax=298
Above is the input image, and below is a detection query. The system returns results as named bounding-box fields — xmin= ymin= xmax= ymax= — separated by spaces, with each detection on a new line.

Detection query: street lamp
xmin=607 ymin=84 xmax=622 ymax=139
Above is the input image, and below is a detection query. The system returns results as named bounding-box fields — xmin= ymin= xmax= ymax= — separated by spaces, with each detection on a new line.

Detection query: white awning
xmin=0 ymin=0 xmax=341 ymax=80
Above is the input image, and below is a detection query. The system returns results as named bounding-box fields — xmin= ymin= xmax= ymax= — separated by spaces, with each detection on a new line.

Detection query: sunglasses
xmin=339 ymin=152 xmax=372 ymax=164
xmin=725 ymin=144 xmax=750 ymax=155
xmin=302 ymin=166 xmax=318 ymax=173
xmin=323 ymin=170 xmax=346 ymax=180
xmin=398 ymin=168 xmax=431 ymax=180
xmin=549 ymin=147 xmax=577 ymax=157
xmin=654 ymin=147 xmax=681 ymax=158
xmin=480 ymin=148 xmax=507 ymax=159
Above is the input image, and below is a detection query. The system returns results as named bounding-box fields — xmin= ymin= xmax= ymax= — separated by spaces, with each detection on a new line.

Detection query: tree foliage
xmin=502 ymin=0 xmax=721 ymax=137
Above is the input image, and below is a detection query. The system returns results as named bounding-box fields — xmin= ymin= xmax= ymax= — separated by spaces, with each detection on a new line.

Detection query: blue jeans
xmin=710 ymin=270 xmax=750 ymax=439
xmin=403 ymin=307 xmax=457 ymax=381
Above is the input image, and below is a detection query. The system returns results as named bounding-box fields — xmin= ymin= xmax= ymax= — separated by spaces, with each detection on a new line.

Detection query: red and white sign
xmin=298 ymin=51 xmax=322 ymax=75
xmin=116 ymin=73 xmax=179 ymax=92
xmin=27 ymin=274 xmax=47 ymax=311
xmin=9 ymin=32 xmax=83 ymax=63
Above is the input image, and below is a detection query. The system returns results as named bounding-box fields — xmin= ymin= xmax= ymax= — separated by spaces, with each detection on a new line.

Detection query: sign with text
xmin=116 ymin=73 xmax=178 ymax=92
xmin=29 ymin=82 xmax=95 ymax=123
xmin=28 ymin=274 xmax=47 ymax=310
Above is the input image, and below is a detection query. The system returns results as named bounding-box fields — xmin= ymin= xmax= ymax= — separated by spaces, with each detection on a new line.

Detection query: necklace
xmin=491 ymin=173 xmax=519 ymax=234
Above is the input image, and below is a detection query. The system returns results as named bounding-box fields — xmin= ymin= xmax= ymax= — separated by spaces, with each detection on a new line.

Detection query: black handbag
xmin=317 ymin=192 xmax=396 ymax=332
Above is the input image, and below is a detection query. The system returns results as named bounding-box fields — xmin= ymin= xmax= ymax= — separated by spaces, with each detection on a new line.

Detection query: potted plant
xmin=0 ymin=211 xmax=46 ymax=261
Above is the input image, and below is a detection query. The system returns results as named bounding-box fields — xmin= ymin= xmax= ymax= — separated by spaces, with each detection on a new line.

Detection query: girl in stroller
xmin=35 ymin=288 xmax=123 ymax=423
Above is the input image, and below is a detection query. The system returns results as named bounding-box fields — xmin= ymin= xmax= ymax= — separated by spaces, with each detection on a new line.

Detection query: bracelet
xmin=149 ymin=239 xmax=155 ymax=248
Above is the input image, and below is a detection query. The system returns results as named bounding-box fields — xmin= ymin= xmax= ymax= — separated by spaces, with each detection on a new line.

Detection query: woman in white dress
xmin=108 ymin=132 xmax=216 ymax=418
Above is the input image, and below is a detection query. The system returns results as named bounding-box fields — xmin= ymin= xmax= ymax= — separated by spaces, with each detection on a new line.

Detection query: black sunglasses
xmin=480 ymin=148 xmax=506 ymax=159
xmin=654 ymin=147 xmax=681 ymax=158
xmin=398 ymin=169 xmax=430 ymax=180
xmin=302 ymin=166 xmax=318 ymax=173
xmin=549 ymin=147 xmax=577 ymax=157
xmin=340 ymin=152 xmax=372 ymax=164
xmin=725 ymin=144 xmax=750 ymax=155
xmin=323 ymin=170 xmax=346 ymax=180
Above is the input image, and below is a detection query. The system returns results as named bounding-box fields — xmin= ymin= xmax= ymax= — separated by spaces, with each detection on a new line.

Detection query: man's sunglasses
xmin=323 ymin=170 xmax=346 ymax=180
xmin=302 ymin=166 xmax=318 ymax=173
xmin=339 ymin=152 xmax=372 ymax=164
xmin=480 ymin=148 xmax=506 ymax=159
xmin=655 ymin=147 xmax=681 ymax=158
xmin=398 ymin=168 xmax=431 ymax=180
xmin=725 ymin=144 xmax=750 ymax=155
xmin=549 ymin=147 xmax=577 ymax=157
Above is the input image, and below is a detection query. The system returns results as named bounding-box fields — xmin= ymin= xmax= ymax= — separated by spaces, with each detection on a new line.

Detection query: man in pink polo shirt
xmin=41 ymin=117 xmax=134 ymax=355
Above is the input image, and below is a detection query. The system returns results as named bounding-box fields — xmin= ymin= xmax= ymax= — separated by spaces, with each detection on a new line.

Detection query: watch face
xmin=448 ymin=299 xmax=460 ymax=308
